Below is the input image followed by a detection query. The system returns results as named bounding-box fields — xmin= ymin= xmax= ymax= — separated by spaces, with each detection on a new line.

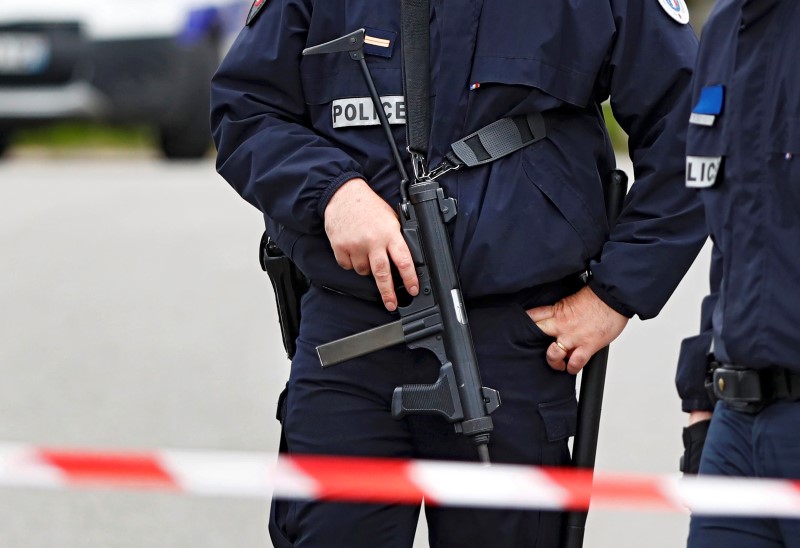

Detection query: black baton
xmin=562 ymin=169 xmax=628 ymax=548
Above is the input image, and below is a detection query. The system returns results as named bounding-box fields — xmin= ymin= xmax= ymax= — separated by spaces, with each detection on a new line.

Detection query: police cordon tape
xmin=1 ymin=443 xmax=799 ymax=517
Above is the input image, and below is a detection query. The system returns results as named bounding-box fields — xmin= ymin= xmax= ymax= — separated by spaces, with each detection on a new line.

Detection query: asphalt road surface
xmin=0 ymin=152 xmax=711 ymax=548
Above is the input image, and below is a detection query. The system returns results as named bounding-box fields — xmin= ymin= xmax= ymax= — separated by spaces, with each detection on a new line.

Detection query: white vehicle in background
xmin=0 ymin=0 xmax=248 ymax=159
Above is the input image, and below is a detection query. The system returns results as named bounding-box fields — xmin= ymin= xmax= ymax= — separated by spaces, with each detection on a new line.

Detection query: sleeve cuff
xmin=317 ymin=171 xmax=366 ymax=219
xmin=682 ymin=397 xmax=714 ymax=413
xmin=588 ymin=278 xmax=635 ymax=318
xmin=676 ymin=332 xmax=714 ymax=413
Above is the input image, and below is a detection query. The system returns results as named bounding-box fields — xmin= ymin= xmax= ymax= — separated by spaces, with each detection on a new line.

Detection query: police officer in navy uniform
xmin=211 ymin=1 xmax=706 ymax=546
xmin=676 ymin=0 xmax=800 ymax=546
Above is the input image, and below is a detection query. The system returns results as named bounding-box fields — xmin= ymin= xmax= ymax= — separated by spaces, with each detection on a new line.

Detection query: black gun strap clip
xmin=448 ymin=113 xmax=547 ymax=168
xmin=418 ymin=113 xmax=549 ymax=183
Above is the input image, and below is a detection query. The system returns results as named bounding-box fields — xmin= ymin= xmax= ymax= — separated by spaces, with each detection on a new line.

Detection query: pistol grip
xmin=391 ymin=363 xmax=464 ymax=422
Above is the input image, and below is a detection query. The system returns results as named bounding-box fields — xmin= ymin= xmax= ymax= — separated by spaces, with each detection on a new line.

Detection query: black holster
xmin=259 ymin=231 xmax=309 ymax=360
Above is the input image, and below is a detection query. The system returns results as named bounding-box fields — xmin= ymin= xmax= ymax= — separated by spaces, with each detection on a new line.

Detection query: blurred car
xmin=0 ymin=0 xmax=248 ymax=159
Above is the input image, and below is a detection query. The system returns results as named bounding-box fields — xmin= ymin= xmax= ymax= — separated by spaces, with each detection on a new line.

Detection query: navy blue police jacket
xmin=211 ymin=0 xmax=706 ymax=321
xmin=675 ymin=0 xmax=800 ymax=411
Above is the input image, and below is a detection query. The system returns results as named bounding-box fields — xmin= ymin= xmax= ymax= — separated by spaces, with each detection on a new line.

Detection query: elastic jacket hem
xmin=317 ymin=170 xmax=366 ymax=219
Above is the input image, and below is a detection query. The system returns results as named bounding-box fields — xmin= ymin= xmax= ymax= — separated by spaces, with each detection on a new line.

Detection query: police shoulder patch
xmin=246 ymin=0 xmax=268 ymax=26
xmin=657 ymin=0 xmax=690 ymax=25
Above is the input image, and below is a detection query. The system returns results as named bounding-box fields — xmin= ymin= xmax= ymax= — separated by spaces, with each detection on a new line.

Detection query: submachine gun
xmin=303 ymin=25 xmax=500 ymax=464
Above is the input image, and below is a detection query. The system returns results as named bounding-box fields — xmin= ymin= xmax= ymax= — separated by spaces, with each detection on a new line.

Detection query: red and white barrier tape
xmin=1 ymin=443 xmax=799 ymax=517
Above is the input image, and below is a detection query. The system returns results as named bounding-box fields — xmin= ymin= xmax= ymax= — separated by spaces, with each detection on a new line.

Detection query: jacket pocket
xmin=302 ymin=60 xmax=403 ymax=107
xmin=521 ymin=140 xmax=607 ymax=260
xmin=468 ymin=1 xmax=614 ymax=108
xmin=302 ymin=15 xmax=403 ymax=106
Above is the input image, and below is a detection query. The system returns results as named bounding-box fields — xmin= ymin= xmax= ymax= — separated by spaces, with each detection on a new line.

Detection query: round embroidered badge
xmin=657 ymin=0 xmax=690 ymax=25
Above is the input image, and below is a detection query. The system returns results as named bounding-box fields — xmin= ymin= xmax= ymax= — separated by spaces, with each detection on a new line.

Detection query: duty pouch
xmin=259 ymin=231 xmax=309 ymax=360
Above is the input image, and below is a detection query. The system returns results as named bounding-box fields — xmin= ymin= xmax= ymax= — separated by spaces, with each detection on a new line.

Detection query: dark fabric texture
xmin=688 ymin=401 xmax=800 ymax=548
xmin=270 ymin=286 xmax=577 ymax=548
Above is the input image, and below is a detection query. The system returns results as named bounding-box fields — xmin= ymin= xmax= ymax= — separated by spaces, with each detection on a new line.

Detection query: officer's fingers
xmin=532 ymin=316 xmax=559 ymax=338
xmin=351 ymin=254 xmax=372 ymax=276
xmin=333 ymin=249 xmax=354 ymax=271
xmin=545 ymin=341 xmax=568 ymax=371
xmin=526 ymin=304 xmax=555 ymax=323
xmin=388 ymin=240 xmax=418 ymax=296
xmin=369 ymin=252 xmax=398 ymax=311
xmin=565 ymin=348 xmax=591 ymax=375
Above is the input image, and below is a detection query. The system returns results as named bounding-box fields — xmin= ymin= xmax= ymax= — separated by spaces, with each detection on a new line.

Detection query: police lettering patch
xmin=657 ymin=0 xmax=690 ymax=25
xmin=246 ymin=0 xmax=268 ymax=26
xmin=686 ymin=156 xmax=722 ymax=188
xmin=332 ymin=96 xmax=406 ymax=128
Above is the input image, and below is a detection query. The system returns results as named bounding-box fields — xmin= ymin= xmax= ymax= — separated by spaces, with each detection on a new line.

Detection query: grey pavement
xmin=0 ymin=153 xmax=710 ymax=547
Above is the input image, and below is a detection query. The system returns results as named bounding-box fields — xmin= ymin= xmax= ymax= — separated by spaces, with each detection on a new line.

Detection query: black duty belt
xmin=315 ymin=270 xmax=588 ymax=310
xmin=709 ymin=364 xmax=800 ymax=413
xmin=466 ymin=271 xmax=588 ymax=310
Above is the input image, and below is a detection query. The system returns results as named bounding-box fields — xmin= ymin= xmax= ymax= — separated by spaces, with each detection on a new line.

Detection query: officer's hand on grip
xmin=680 ymin=411 xmax=712 ymax=475
xmin=527 ymin=286 xmax=628 ymax=374
xmin=324 ymin=178 xmax=420 ymax=311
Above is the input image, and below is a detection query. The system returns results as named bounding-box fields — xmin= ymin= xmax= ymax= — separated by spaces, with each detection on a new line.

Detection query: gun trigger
xmin=482 ymin=387 xmax=501 ymax=414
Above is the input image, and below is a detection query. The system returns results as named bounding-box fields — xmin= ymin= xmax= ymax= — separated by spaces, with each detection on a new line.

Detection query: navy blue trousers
xmin=688 ymin=400 xmax=800 ymax=548
xmin=269 ymin=284 xmax=579 ymax=548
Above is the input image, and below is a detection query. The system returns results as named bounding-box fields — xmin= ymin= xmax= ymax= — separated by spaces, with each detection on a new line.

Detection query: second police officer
xmin=212 ymin=0 xmax=706 ymax=546
xmin=676 ymin=0 xmax=800 ymax=546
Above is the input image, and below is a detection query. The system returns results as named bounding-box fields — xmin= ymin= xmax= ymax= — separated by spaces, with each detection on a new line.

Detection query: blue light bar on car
xmin=178 ymin=7 xmax=220 ymax=45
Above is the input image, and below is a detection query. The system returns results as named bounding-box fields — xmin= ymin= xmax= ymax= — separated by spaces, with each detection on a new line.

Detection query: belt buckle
xmin=713 ymin=366 xmax=765 ymax=413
